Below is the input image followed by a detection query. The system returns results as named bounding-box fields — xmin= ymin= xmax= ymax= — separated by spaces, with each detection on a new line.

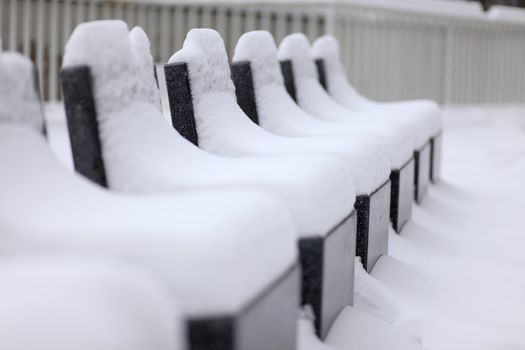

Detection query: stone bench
xmin=164 ymin=28 xmax=360 ymax=337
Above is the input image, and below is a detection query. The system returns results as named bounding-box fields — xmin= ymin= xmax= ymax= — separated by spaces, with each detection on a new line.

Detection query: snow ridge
xmin=0 ymin=53 xmax=44 ymax=133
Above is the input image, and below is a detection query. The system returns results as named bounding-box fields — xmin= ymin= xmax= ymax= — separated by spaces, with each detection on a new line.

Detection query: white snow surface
xmin=0 ymin=53 xmax=44 ymax=133
xmin=0 ymin=48 xmax=298 ymax=316
xmin=311 ymin=35 xmax=442 ymax=143
xmin=278 ymin=33 xmax=415 ymax=168
xmin=233 ymin=30 xmax=390 ymax=195
xmin=0 ymin=256 xmax=182 ymax=350
xmin=0 ymin=124 xmax=298 ymax=316
xmin=170 ymin=29 xmax=391 ymax=193
xmin=63 ymin=21 xmax=354 ymax=236
xmin=299 ymin=105 xmax=525 ymax=350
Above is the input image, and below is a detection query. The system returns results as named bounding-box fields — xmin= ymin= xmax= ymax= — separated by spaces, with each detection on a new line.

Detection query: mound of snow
xmin=170 ymin=29 xmax=389 ymax=198
xmin=0 ymin=123 xmax=297 ymax=316
xmin=233 ymin=30 xmax=390 ymax=195
xmin=63 ymin=21 xmax=355 ymax=236
xmin=279 ymin=33 xmax=415 ymax=169
xmin=311 ymin=35 xmax=442 ymax=143
xmin=0 ymin=53 xmax=44 ymax=133
xmin=0 ymin=256 xmax=182 ymax=350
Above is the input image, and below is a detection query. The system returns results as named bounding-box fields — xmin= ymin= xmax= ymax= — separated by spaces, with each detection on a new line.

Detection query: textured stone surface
xmin=188 ymin=265 xmax=299 ymax=350
xmin=315 ymin=59 xmax=328 ymax=91
xmin=61 ymin=65 xmax=107 ymax=187
xmin=430 ymin=132 xmax=443 ymax=183
xmin=299 ymin=212 xmax=356 ymax=338
xmin=390 ymin=158 xmax=415 ymax=233
xmin=230 ymin=61 xmax=259 ymax=124
xmin=279 ymin=60 xmax=297 ymax=102
xmin=164 ymin=63 xmax=199 ymax=146
xmin=33 ymin=66 xmax=47 ymax=137
xmin=355 ymin=180 xmax=391 ymax=272
xmin=414 ymin=142 xmax=431 ymax=203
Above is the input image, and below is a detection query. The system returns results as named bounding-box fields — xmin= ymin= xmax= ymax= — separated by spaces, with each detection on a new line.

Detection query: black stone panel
xmin=188 ymin=264 xmax=300 ymax=350
xmin=355 ymin=180 xmax=391 ymax=272
xmin=299 ymin=211 xmax=356 ymax=338
xmin=164 ymin=62 xmax=199 ymax=146
xmin=32 ymin=66 xmax=47 ymax=138
xmin=315 ymin=59 xmax=328 ymax=90
xmin=279 ymin=60 xmax=297 ymax=102
xmin=236 ymin=264 xmax=300 ymax=350
xmin=390 ymin=158 xmax=415 ymax=233
xmin=231 ymin=61 xmax=259 ymax=124
xmin=354 ymin=195 xmax=370 ymax=270
xmin=61 ymin=65 xmax=108 ymax=187
xmin=430 ymin=132 xmax=443 ymax=183
xmin=414 ymin=142 xmax=431 ymax=204
xmin=320 ymin=210 xmax=356 ymax=338
xmin=366 ymin=180 xmax=391 ymax=271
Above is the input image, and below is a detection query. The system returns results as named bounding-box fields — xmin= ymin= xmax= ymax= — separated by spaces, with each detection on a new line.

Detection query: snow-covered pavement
xmin=316 ymin=106 xmax=525 ymax=350
xmin=45 ymin=104 xmax=525 ymax=350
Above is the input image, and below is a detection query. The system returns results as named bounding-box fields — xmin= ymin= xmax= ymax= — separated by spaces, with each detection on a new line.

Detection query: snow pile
xmin=307 ymin=106 xmax=525 ymax=350
xmin=279 ymin=33 xmax=415 ymax=168
xmin=63 ymin=21 xmax=354 ymax=236
xmin=0 ymin=256 xmax=181 ymax=350
xmin=170 ymin=30 xmax=391 ymax=198
xmin=311 ymin=35 xmax=442 ymax=144
xmin=233 ymin=30 xmax=390 ymax=195
xmin=0 ymin=123 xmax=298 ymax=316
xmin=0 ymin=53 xmax=44 ymax=133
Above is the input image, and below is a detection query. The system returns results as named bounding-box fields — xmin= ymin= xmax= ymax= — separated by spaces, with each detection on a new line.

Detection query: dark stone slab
xmin=430 ymin=132 xmax=443 ymax=183
xmin=315 ymin=59 xmax=328 ymax=91
xmin=355 ymin=180 xmax=391 ymax=272
xmin=230 ymin=61 xmax=259 ymax=124
xmin=299 ymin=210 xmax=356 ymax=338
xmin=279 ymin=60 xmax=297 ymax=102
xmin=165 ymin=60 xmax=357 ymax=337
xmin=414 ymin=142 xmax=431 ymax=204
xmin=61 ymin=65 xmax=108 ymax=187
xmin=32 ymin=66 xmax=47 ymax=137
xmin=390 ymin=158 xmax=414 ymax=233
xmin=188 ymin=264 xmax=300 ymax=350
xmin=164 ymin=62 xmax=199 ymax=146
xmin=61 ymin=62 xmax=301 ymax=350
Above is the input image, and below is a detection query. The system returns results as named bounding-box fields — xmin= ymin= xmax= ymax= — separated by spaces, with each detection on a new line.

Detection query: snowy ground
xmin=45 ymin=104 xmax=525 ymax=350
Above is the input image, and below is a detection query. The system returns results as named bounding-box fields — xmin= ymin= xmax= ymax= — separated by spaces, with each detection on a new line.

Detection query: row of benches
xmin=0 ymin=19 xmax=442 ymax=350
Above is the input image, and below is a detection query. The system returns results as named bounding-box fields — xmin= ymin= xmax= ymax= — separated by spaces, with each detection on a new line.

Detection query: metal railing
xmin=2 ymin=0 xmax=525 ymax=105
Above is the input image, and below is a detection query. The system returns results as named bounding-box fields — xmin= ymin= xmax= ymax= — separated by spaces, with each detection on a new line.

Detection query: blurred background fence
xmin=2 ymin=0 xmax=525 ymax=105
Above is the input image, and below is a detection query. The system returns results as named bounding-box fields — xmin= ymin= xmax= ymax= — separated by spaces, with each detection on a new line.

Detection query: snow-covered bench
xmin=163 ymin=28 xmax=367 ymax=337
xmin=0 ymin=256 xmax=183 ymax=350
xmin=59 ymin=21 xmax=354 ymax=339
xmin=229 ymin=33 xmax=404 ymax=271
xmin=311 ymin=35 xmax=443 ymax=187
xmin=1 ymin=48 xmax=300 ymax=350
xmin=277 ymin=34 xmax=429 ymax=209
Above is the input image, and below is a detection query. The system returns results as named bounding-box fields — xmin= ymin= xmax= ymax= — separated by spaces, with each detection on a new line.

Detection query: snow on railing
xmin=2 ymin=0 xmax=525 ymax=105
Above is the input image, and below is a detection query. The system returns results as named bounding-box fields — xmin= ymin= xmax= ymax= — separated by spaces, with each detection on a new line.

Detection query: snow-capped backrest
xmin=0 ymin=52 xmax=44 ymax=133
xmin=169 ymin=29 xmax=236 ymax=99
xmin=311 ymin=35 xmax=346 ymax=79
xmin=233 ymin=31 xmax=284 ymax=89
xmin=63 ymin=20 xmax=161 ymax=117
xmin=129 ymin=27 xmax=162 ymax=110
xmin=166 ymin=28 xmax=252 ymax=146
xmin=62 ymin=21 xmax=164 ymax=186
xmin=278 ymin=33 xmax=319 ymax=83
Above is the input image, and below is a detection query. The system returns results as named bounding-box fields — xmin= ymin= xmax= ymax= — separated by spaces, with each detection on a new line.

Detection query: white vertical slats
xmin=22 ymin=0 xmax=32 ymax=57
xmin=8 ymin=0 xmax=17 ymax=51
xmin=6 ymin=0 xmax=525 ymax=105
xmin=35 ymin=0 xmax=45 ymax=97
xmin=48 ymin=0 xmax=58 ymax=101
